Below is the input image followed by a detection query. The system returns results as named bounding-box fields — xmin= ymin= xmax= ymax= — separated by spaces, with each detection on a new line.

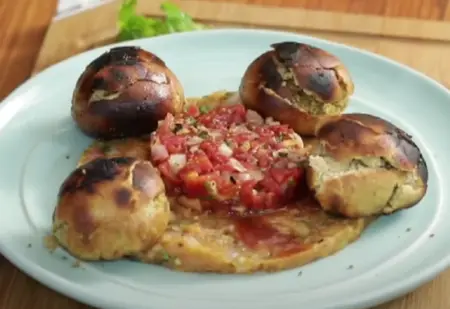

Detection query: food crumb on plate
xmin=44 ymin=234 xmax=58 ymax=253
xmin=72 ymin=260 xmax=81 ymax=268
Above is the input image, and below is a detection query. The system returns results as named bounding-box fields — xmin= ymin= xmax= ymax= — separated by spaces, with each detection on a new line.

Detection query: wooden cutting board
xmin=26 ymin=0 xmax=450 ymax=309
xmin=34 ymin=0 xmax=450 ymax=90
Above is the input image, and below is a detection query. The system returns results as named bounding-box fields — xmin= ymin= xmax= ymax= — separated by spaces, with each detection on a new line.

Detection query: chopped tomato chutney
xmin=150 ymin=103 xmax=307 ymax=214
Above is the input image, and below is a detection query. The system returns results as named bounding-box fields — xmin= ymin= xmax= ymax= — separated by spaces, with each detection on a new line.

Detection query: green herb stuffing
xmin=188 ymin=117 xmax=197 ymax=125
xmin=161 ymin=250 xmax=171 ymax=262
xmin=199 ymin=105 xmax=211 ymax=114
xmin=118 ymin=0 xmax=207 ymax=42
xmin=99 ymin=143 xmax=112 ymax=154
xmin=277 ymin=133 xmax=286 ymax=142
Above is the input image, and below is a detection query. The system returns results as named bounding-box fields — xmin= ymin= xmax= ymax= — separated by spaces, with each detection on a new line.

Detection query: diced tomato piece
xmin=197 ymin=115 xmax=213 ymax=126
xmin=211 ymin=154 xmax=230 ymax=165
xmin=157 ymin=114 xmax=175 ymax=136
xmin=270 ymin=168 xmax=296 ymax=184
xmin=257 ymin=155 xmax=271 ymax=168
xmin=240 ymin=180 xmax=268 ymax=209
xmin=257 ymin=176 xmax=281 ymax=196
xmin=158 ymin=161 xmax=182 ymax=185
xmin=198 ymin=105 xmax=246 ymax=128
xmin=216 ymin=177 xmax=239 ymax=198
xmin=254 ymin=127 xmax=274 ymax=139
xmin=212 ymin=163 xmax=233 ymax=173
xmin=262 ymin=192 xmax=279 ymax=209
xmin=250 ymin=140 xmax=262 ymax=148
xmin=180 ymin=171 xmax=203 ymax=197
xmin=194 ymin=155 xmax=215 ymax=174
xmin=239 ymin=180 xmax=256 ymax=207
xmin=226 ymin=105 xmax=247 ymax=124
xmin=233 ymin=134 xmax=248 ymax=144
xmin=199 ymin=140 xmax=219 ymax=158
xmin=233 ymin=151 xmax=256 ymax=165
xmin=268 ymin=124 xmax=290 ymax=135
xmin=181 ymin=172 xmax=218 ymax=198
xmin=250 ymin=193 xmax=265 ymax=209
xmin=186 ymin=105 xmax=200 ymax=117
xmin=233 ymin=132 xmax=256 ymax=144
xmin=179 ymin=152 xmax=214 ymax=175
xmin=161 ymin=135 xmax=186 ymax=154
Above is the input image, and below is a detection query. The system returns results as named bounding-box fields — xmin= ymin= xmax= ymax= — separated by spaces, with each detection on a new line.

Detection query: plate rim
xmin=1 ymin=27 xmax=449 ymax=309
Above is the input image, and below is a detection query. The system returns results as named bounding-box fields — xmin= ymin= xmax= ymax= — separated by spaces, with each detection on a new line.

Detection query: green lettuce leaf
xmin=117 ymin=0 xmax=207 ymax=41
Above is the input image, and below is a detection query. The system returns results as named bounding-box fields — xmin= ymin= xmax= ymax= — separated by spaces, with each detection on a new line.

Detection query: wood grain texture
xmin=202 ymin=0 xmax=450 ymax=20
xmin=2 ymin=1 xmax=450 ymax=309
xmin=33 ymin=0 xmax=450 ymax=89
xmin=0 ymin=0 xmax=57 ymax=100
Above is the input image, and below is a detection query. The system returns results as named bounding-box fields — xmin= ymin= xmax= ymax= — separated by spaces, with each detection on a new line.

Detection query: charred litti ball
xmin=306 ymin=114 xmax=428 ymax=218
xmin=52 ymin=157 xmax=170 ymax=260
xmin=72 ymin=46 xmax=185 ymax=140
xmin=239 ymin=42 xmax=354 ymax=136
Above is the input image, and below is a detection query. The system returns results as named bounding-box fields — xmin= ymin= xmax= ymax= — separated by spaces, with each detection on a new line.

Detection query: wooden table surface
xmin=1 ymin=0 xmax=450 ymax=308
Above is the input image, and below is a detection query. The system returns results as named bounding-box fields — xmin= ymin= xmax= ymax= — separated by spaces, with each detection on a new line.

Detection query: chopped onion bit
xmin=229 ymin=158 xmax=247 ymax=172
xmin=168 ymin=154 xmax=187 ymax=173
xmin=245 ymin=109 xmax=264 ymax=125
xmin=151 ymin=144 xmax=169 ymax=161
xmin=186 ymin=136 xmax=203 ymax=145
xmin=218 ymin=143 xmax=233 ymax=157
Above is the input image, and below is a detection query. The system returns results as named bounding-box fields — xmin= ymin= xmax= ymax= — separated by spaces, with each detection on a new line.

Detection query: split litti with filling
xmin=71 ymin=46 xmax=185 ymax=139
xmin=52 ymin=157 xmax=170 ymax=260
xmin=306 ymin=113 xmax=428 ymax=218
xmin=239 ymin=41 xmax=354 ymax=136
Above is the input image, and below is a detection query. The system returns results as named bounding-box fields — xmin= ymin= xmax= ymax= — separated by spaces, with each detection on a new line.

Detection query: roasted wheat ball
xmin=52 ymin=157 xmax=170 ymax=260
xmin=306 ymin=113 xmax=428 ymax=218
xmin=71 ymin=46 xmax=185 ymax=140
xmin=239 ymin=41 xmax=354 ymax=136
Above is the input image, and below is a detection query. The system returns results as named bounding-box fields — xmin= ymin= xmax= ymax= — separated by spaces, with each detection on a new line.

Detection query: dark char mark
xmin=260 ymin=55 xmax=283 ymax=91
xmin=88 ymin=46 xmax=140 ymax=73
xmin=58 ymin=157 xmax=135 ymax=197
xmin=114 ymin=187 xmax=133 ymax=208
xmin=271 ymin=41 xmax=299 ymax=66
xmin=271 ymin=41 xmax=337 ymax=101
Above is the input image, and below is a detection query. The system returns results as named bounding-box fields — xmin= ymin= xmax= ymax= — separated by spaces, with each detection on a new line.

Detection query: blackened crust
xmin=416 ymin=154 xmax=428 ymax=184
xmin=52 ymin=155 xmax=171 ymax=261
xmin=271 ymin=42 xmax=345 ymax=101
xmin=239 ymin=51 xmax=330 ymax=136
xmin=71 ymin=46 xmax=185 ymax=140
xmin=86 ymin=46 xmax=165 ymax=74
xmin=114 ymin=187 xmax=133 ymax=208
xmin=317 ymin=113 xmax=428 ymax=183
xmin=239 ymin=41 xmax=354 ymax=136
xmin=87 ymin=46 xmax=140 ymax=72
xmin=58 ymin=157 xmax=135 ymax=197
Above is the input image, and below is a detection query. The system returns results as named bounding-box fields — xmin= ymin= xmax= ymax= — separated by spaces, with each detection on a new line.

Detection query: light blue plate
xmin=0 ymin=29 xmax=448 ymax=309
